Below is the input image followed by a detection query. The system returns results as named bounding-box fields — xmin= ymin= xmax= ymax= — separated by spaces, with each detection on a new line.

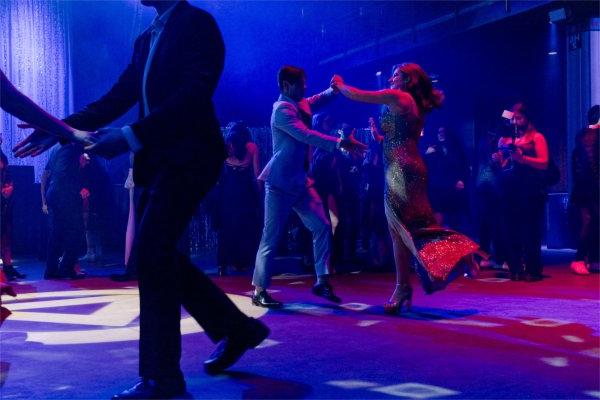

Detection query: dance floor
xmin=1 ymin=250 xmax=599 ymax=399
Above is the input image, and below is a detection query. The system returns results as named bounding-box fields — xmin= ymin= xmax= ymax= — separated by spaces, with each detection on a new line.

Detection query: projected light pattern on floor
xmin=0 ymin=260 xmax=598 ymax=399
xmin=3 ymin=289 xmax=267 ymax=345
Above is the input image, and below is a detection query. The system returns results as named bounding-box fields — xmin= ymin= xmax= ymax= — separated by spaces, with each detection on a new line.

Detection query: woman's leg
xmin=385 ymin=223 xmax=413 ymax=313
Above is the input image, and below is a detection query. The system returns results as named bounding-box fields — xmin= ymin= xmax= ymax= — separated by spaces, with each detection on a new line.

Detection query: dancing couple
xmin=253 ymin=63 xmax=480 ymax=313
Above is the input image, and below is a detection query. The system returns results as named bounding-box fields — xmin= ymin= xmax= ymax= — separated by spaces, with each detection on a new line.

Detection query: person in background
xmin=424 ymin=126 xmax=469 ymax=230
xmin=569 ymin=105 xmax=599 ymax=275
xmin=337 ymin=123 xmax=364 ymax=266
xmin=1 ymin=68 xmax=90 ymax=316
xmin=41 ymin=143 xmax=87 ymax=280
xmin=310 ymin=113 xmax=343 ymax=265
xmin=493 ymin=102 xmax=549 ymax=281
xmin=212 ymin=122 xmax=261 ymax=276
xmin=474 ymin=129 xmax=507 ymax=269
xmin=0 ymin=136 xmax=25 ymax=280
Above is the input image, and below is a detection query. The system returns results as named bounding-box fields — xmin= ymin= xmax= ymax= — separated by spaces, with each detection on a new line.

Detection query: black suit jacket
xmin=64 ymin=1 xmax=226 ymax=186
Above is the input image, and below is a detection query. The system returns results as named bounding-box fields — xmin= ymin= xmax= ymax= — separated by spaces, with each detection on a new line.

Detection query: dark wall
xmin=319 ymin=7 xmax=568 ymax=191
xmin=66 ymin=1 xmax=568 ymax=191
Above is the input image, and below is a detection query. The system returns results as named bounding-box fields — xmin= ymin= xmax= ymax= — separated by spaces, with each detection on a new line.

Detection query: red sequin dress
xmin=381 ymin=108 xmax=479 ymax=294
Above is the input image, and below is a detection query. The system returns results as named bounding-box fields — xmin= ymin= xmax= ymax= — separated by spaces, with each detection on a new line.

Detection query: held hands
xmin=330 ymin=74 xmax=344 ymax=92
xmin=84 ymin=127 xmax=130 ymax=159
xmin=42 ymin=204 xmax=49 ymax=214
xmin=13 ymin=124 xmax=95 ymax=158
xmin=71 ymin=129 xmax=96 ymax=146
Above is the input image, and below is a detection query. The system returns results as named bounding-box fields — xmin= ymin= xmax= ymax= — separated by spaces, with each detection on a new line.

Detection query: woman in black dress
xmin=212 ymin=122 xmax=261 ymax=275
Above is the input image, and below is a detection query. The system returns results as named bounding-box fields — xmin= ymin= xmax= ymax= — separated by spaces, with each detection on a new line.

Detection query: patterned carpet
xmin=1 ymin=250 xmax=598 ymax=399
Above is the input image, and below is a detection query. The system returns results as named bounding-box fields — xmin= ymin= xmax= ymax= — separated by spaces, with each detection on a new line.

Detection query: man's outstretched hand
xmin=13 ymin=124 xmax=95 ymax=158
xmin=13 ymin=129 xmax=59 ymax=158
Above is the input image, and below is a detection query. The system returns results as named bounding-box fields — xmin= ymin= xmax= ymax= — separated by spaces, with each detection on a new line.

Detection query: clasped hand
xmin=83 ymin=127 xmax=130 ymax=159
xmin=13 ymin=124 xmax=128 ymax=159
xmin=330 ymin=74 xmax=344 ymax=91
xmin=13 ymin=124 xmax=95 ymax=158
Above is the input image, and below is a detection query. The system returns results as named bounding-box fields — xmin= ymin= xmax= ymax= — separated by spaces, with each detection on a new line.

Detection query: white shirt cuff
xmin=122 ymin=126 xmax=143 ymax=153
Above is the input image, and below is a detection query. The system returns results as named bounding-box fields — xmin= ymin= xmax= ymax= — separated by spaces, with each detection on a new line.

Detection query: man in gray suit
xmin=252 ymin=65 xmax=365 ymax=308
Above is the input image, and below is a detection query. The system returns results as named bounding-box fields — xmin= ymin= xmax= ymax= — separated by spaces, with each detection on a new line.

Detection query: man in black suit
xmin=14 ymin=1 xmax=268 ymax=398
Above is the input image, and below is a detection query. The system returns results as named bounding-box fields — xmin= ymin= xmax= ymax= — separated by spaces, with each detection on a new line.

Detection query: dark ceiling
xmin=207 ymin=1 xmax=480 ymax=62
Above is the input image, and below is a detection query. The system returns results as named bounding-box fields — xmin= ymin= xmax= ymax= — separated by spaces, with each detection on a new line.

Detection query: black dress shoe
xmin=112 ymin=378 xmax=186 ymax=399
xmin=204 ymin=317 xmax=269 ymax=375
xmin=3 ymin=265 xmax=26 ymax=281
xmin=312 ymin=282 xmax=341 ymax=303
xmin=251 ymin=290 xmax=283 ymax=308
xmin=110 ymin=273 xmax=137 ymax=282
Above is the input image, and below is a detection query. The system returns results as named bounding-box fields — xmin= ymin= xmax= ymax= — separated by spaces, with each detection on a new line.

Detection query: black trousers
xmin=575 ymin=205 xmax=600 ymax=264
xmin=131 ymin=163 xmax=249 ymax=381
xmin=46 ymin=197 xmax=84 ymax=275
xmin=500 ymin=185 xmax=546 ymax=276
xmin=475 ymin=183 xmax=507 ymax=263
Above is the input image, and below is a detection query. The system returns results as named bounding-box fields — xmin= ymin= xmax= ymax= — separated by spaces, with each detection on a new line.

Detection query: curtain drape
xmin=0 ymin=0 xmax=72 ymax=181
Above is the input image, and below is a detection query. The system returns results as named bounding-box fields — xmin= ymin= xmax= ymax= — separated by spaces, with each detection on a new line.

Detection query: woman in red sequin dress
xmin=332 ymin=63 xmax=480 ymax=313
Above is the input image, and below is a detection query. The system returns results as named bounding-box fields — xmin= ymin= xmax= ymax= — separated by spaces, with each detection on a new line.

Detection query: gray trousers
xmin=253 ymin=183 xmax=332 ymax=288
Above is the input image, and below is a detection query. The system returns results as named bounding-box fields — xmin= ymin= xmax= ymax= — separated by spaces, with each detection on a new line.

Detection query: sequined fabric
xmin=381 ymin=108 xmax=479 ymax=293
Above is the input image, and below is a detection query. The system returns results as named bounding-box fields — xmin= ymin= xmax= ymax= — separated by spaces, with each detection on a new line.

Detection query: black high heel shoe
xmin=463 ymin=253 xmax=481 ymax=279
xmin=384 ymin=284 xmax=413 ymax=315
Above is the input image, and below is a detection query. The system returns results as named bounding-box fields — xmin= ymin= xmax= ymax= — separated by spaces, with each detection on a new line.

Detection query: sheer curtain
xmin=0 ymin=0 xmax=72 ymax=181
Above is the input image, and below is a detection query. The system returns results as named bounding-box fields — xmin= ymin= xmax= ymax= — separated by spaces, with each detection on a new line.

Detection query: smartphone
xmin=501 ymin=110 xmax=514 ymax=120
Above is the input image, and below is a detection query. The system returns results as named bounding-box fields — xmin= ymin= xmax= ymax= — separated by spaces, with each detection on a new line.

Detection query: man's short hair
xmin=277 ymin=65 xmax=305 ymax=90
xmin=588 ymin=105 xmax=600 ymax=125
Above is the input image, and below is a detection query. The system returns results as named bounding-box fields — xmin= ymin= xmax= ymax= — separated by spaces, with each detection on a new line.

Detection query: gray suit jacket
xmin=259 ymin=90 xmax=339 ymax=192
